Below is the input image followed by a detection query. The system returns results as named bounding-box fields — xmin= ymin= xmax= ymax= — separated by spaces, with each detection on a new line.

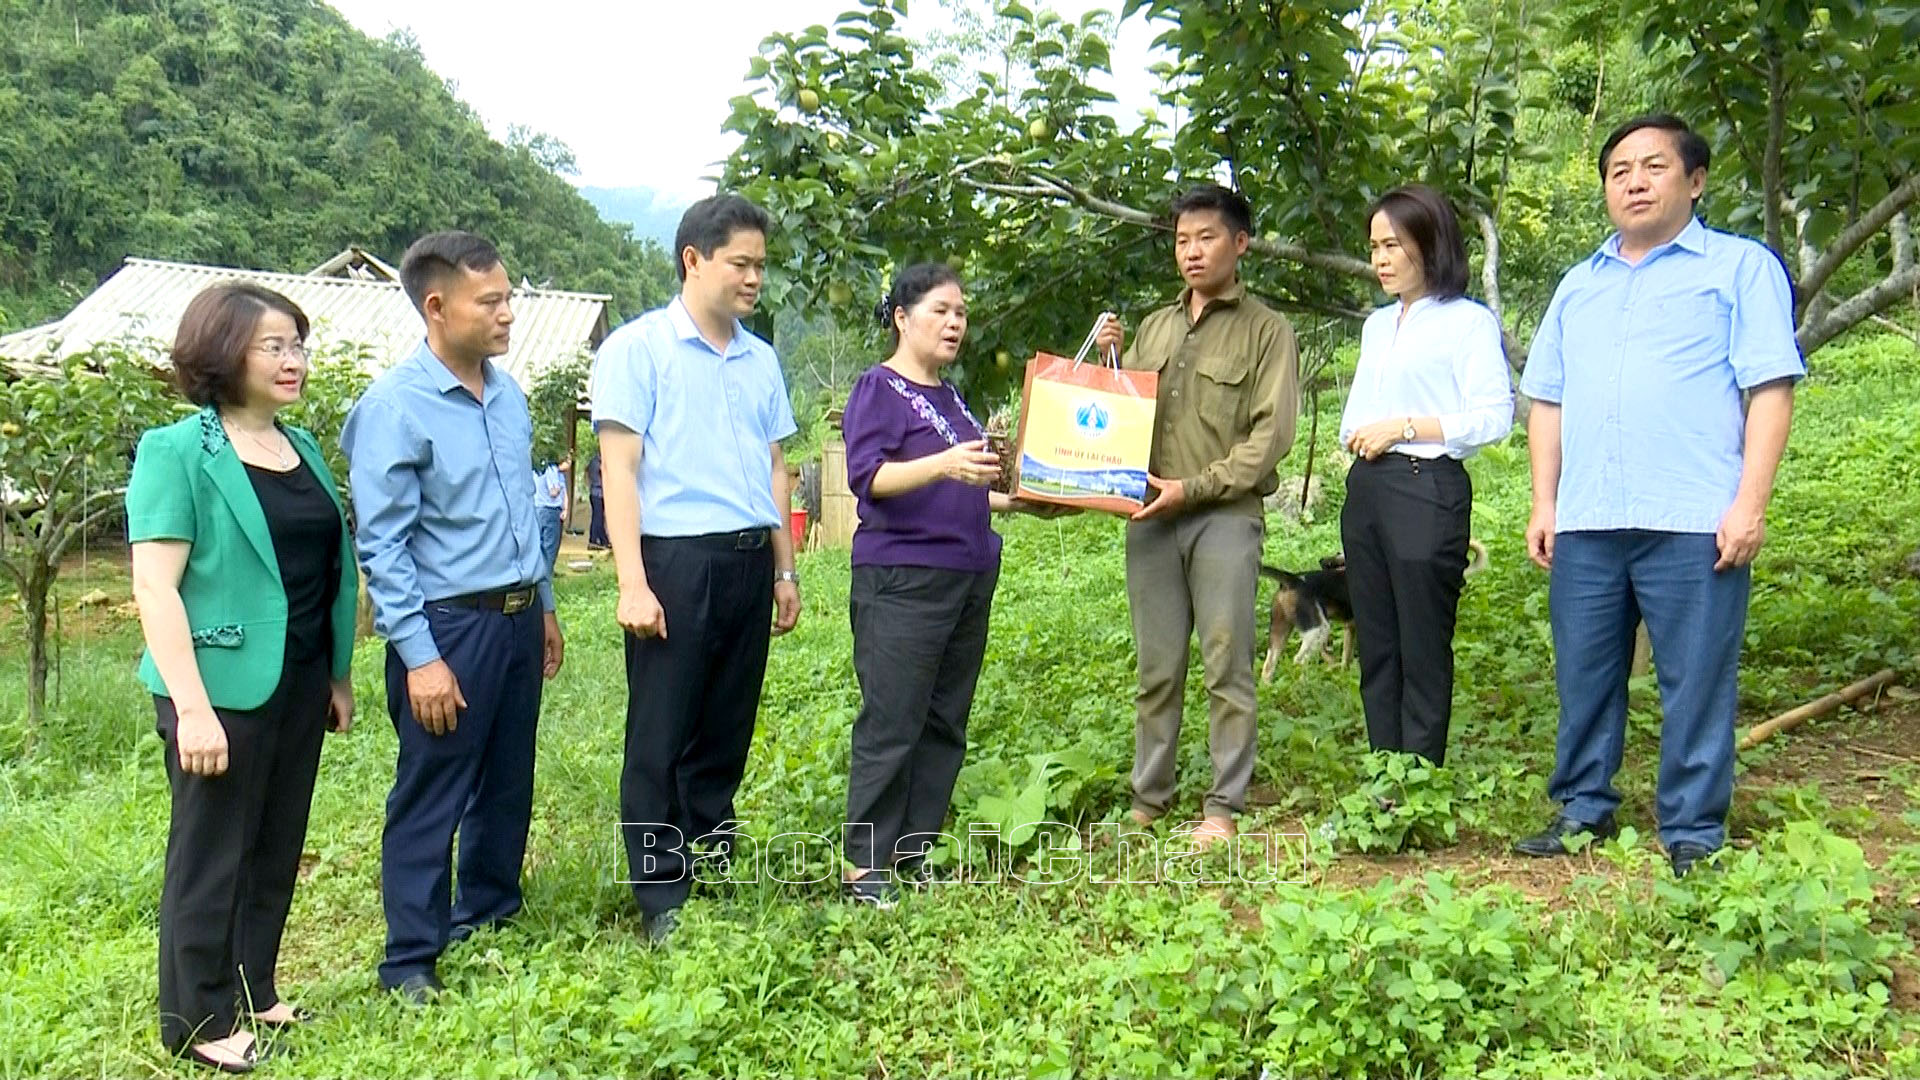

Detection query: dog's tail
xmin=1464 ymin=538 xmax=1490 ymax=577
xmin=1258 ymin=565 xmax=1305 ymax=586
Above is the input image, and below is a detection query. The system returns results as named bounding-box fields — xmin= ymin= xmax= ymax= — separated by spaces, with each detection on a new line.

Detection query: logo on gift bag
xmin=1073 ymin=400 xmax=1111 ymax=439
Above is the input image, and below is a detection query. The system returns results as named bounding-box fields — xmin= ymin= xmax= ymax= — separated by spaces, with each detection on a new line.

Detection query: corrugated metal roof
xmin=0 ymin=256 xmax=610 ymax=389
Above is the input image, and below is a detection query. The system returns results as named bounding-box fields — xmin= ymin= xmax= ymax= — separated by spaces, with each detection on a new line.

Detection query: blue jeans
xmin=537 ymin=507 xmax=562 ymax=573
xmin=1547 ymin=530 xmax=1750 ymax=849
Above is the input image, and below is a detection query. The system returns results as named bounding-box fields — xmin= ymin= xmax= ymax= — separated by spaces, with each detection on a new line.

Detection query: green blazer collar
xmin=196 ymin=407 xmax=282 ymax=585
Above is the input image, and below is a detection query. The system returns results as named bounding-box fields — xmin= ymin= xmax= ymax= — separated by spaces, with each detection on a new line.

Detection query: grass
xmin=1 ymin=334 xmax=1918 ymax=1077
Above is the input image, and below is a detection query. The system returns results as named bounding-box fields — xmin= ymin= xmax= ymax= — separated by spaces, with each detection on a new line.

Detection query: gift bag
xmin=1012 ymin=317 xmax=1159 ymax=514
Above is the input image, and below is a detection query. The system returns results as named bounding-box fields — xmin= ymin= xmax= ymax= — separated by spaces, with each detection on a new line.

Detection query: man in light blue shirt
xmin=590 ymin=194 xmax=800 ymax=942
xmin=341 ymin=232 xmax=565 ymax=1000
xmin=1515 ymin=115 xmax=1804 ymax=877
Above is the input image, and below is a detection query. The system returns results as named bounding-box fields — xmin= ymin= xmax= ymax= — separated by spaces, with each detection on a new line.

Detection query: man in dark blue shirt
xmin=585 ymin=451 xmax=608 ymax=550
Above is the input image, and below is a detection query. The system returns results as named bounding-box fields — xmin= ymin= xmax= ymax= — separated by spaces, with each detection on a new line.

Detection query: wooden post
xmin=1738 ymin=669 xmax=1898 ymax=751
xmin=819 ymin=438 xmax=859 ymax=548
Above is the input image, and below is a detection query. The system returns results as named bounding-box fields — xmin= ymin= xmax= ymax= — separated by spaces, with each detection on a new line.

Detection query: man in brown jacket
xmin=1095 ymin=184 xmax=1300 ymax=848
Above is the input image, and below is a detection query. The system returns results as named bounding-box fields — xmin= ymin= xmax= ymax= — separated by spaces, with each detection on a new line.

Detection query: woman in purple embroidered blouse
xmin=838 ymin=262 xmax=1058 ymax=907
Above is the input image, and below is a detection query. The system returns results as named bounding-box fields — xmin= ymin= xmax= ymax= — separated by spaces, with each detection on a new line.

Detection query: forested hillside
xmin=0 ymin=0 xmax=673 ymax=329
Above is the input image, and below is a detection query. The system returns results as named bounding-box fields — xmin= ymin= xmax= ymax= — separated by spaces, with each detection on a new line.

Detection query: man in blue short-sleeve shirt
xmin=589 ymin=195 xmax=800 ymax=940
xmin=1514 ymin=115 xmax=1805 ymax=877
xmin=341 ymin=232 xmax=565 ymax=1000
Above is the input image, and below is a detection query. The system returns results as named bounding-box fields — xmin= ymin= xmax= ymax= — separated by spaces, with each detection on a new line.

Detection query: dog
xmin=1259 ymin=539 xmax=1489 ymax=682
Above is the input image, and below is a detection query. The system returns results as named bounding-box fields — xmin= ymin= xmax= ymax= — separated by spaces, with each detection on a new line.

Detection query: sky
xmin=323 ymin=0 xmax=1166 ymax=198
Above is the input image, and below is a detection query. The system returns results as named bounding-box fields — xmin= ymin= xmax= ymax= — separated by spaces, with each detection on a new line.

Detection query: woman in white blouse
xmin=1340 ymin=184 xmax=1514 ymax=765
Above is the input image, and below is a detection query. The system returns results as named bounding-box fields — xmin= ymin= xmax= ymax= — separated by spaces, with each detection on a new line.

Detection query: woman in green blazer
xmin=126 ymin=283 xmax=357 ymax=1073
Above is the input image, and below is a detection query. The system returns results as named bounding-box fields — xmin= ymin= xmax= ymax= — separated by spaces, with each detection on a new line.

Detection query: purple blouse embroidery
xmin=884 ymin=375 xmax=982 ymax=447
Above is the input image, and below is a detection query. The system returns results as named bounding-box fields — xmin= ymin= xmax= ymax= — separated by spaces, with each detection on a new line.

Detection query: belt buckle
xmin=736 ymin=530 xmax=764 ymax=551
xmin=502 ymin=589 xmax=533 ymax=615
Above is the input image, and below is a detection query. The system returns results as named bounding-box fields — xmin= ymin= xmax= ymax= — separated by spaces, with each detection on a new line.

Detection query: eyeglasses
xmin=252 ymin=340 xmax=308 ymax=361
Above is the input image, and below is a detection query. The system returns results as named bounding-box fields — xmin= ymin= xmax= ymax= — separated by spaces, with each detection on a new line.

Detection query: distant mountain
xmin=580 ymin=186 xmax=694 ymax=252
xmin=0 ymin=0 xmax=675 ymax=324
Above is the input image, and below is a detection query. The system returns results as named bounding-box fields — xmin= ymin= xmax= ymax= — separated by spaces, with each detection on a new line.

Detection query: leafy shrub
xmin=935 ymin=747 xmax=1124 ymax=870
xmin=1660 ymin=822 xmax=1900 ymax=991
xmin=1328 ymin=750 xmax=1499 ymax=852
xmin=1080 ymin=877 xmax=1585 ymax=1078
xmin=1250 ymin=875 xmax=1584 ymax=1077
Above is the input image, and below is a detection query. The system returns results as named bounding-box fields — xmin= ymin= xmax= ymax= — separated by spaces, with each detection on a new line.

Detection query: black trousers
xmin=155 ymin=648 xmax=329 ymax=1053
xmin=1340 ymin=454 xmax=1472 ymax=764
xmin=845 ymin=564 xmax=997 ymax=874
xmin=620 ymin=531 xmax=773 ymax=915
xmin=588 ymin=495 xmax=609 ymax=547
xmin=378 ymin=603 xmax=544 ymax=987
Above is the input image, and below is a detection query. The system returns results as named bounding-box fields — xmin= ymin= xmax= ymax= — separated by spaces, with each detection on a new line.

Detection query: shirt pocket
xmin=1193 ymin=352 xmax=1251 ymax=431
xmin=1640 ymin=290 xmax=1732 ymax=362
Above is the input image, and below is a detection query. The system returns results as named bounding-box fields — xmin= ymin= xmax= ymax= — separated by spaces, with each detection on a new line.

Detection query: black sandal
xmin=183 ymin=1037 xmax=260 ymax=1074
xmin=250 ymin=1005 xmax=314 ymax=1027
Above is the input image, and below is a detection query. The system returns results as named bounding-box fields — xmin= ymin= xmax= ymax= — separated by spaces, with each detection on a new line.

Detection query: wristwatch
xmin=1401 ymin=417 xmax=1418 ymax=443
xmin=776 ymin=569 xmax=800 ymax=585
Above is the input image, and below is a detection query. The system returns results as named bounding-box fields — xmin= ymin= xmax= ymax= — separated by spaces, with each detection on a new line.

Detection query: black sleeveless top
xmin=244 ymin=459 xmax=342 ymax=665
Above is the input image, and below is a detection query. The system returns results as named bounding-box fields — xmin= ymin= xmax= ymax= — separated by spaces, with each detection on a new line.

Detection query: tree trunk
xmin=23 ymin=568 xmax=49 ymax=747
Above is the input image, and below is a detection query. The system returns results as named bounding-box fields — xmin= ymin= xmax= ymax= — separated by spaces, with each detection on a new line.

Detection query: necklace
xmin=225 ymin=417 xmax=291 ymax=468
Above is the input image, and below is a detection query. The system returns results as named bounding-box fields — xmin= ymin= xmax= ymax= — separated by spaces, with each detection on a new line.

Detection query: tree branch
xmin=975 ymin=228 xmax=1159 ymax=336
xmin=1870 ymin=314 xmax=1915 ymax=339
xmin=1797 ymin=173 xmax=1920 ymax=312
xmin=962 ymin=165 xmax=1378 ymax=280
xmin=1463 ymin=7 xmax=1500 ymax=193
xmin=1797 ymin=262 xmax=1920 ymax=355
xmin=48 ymin=496 xmax=130 ymax=567
xmin=1787 ymin=199 xmax=1818 ymax=279
xmin=1689 ymin=31 xmax=1763 ymax=173
xmin=1473 ymin=207 xmax=1504 ymax=324
xmin=31 ymin=457 xmax=77 ymax=544
xmin=965 ymin=178 xmax=1062 ymax=199
xmin=1786 ymin=199 xmax=1832 ymax=324
xmin=46 ymin=482 xmax=126 ymax=551
xmin=1761 ymin=41 xmax=1787 ymax=257
xmin=1024 ymin=171 xmax=1162 ymax=227
xmin=1266 ymin=298 xmax=1373 ymax=322
xmin=1 ymin=498 xmax=32 ymax=544
xmin=1275 ymin=70 xmax=1345 ymax=245
xmin=1500 ymin=327 xmax=1529 ymax=379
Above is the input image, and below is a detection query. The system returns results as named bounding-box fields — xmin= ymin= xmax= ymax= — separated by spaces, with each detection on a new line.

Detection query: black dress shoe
xmin=389 ymin=972 xmax=444 ymax=1006
xmin=1513 ymin=813 xmax=1618 ymax=857
xmin=842 ymin=876 xmax=901 ymax=910
xmin=643 ymin=908 xmax=681 ymax=946
xmin=1667 ymin=841 xmax=1719 ymax=878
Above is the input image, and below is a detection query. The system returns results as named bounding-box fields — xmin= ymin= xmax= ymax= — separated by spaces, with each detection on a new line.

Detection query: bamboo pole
xmin=1738 ymin=669 xmax=1898 ymax=751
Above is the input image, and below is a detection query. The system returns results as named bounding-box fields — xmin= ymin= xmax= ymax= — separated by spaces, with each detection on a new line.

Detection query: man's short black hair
xmin=673 ymin=194 xmax=772 ymax=281
xmin=1169 ymin=184 xmax=1254 ymax=237
xmin=399 ymin=231 xmax=504 ymax=313
xmin=1598 ymin=114 xmax=1711 ymax=180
